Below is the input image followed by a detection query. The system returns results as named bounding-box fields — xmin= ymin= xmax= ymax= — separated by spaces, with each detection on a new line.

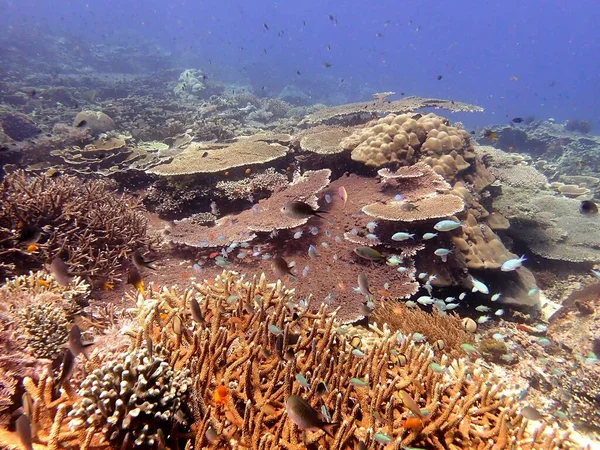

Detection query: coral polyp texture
xmin=68 ymin=344 xmax=192 ymax=448
xmin=0 ymin=271 xmax=577 ymax=449
xmin=0 ymin=171 xmax=155 ymax=280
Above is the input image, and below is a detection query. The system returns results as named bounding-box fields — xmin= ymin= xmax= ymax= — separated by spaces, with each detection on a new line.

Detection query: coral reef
xmin=215 ymin=167 xmax=288 ymax=201
xmin=16 ymin=301 xmax=69 ymax=359
xmin=0 ymin=271 xmax=577 ymax=449
xmin=0 ymin=171 xmax=155 ymax=280
xmin=480 ymin=146 xmax=600 ymax=263
xmin=303 ymin=96 xmax=483 ymax=125
xmin=147 ymin=135 xmax=288 ymax=176
xmin=68 ymin=343 xmax=192 ymax=447
xmin=173 ymin=69 xmax=206 ymax=98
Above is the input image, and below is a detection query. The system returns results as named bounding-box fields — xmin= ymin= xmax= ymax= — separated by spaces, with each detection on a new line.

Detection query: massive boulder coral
xmin=478 ymin=145 xmax=600 ymax=263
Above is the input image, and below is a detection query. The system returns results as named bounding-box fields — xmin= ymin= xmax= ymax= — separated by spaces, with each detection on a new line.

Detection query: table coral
xmin=303 ymin=96 xmax=483 ymax=125
xmin=147 ymin=135 xmax=288 ymax=176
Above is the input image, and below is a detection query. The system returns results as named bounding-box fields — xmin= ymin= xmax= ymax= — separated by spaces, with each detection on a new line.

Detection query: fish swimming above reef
xmin=354 ymin=246 xmax=386 ymax=262
xmin=483 ymin=130 xmax=498 ymax=141
xmin=272 ymin=255 xmax=294 ymax=278
xmin=68 ymin=324 xmax=93 ymax=359
xmin=281 ymin=200 xmax=327 ymax=219
xmin=127 ymin=265 xmax=144 ymax=295
xmin=357 ymin=272 xmax=372 ymax=296
xmin=501 ymin=255 xmax=526 ymax=272
xmin=580 ymin=200 xmax=598 ymax=215
xmin=132 ymin=249 xmax=157 ymax=271
xmin=433 ymin=220 xmax=462 ymax=232
xmin=49 ymin=257 xmax=73 ymax=286
xmin=15 ymin=224 xmax=41 ymax=246
xmin=15 ymin=414 xmax=33 ymax=450
xmin=285 ymin=395 xmax=338 ymax=437
xmin=54 ymin=348 xmax=75 ymax=396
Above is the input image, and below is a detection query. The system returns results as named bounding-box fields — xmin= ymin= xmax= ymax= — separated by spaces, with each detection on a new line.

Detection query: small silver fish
xmin=391 ymin=232 xmax=414 ymax=241
xmin=433 ymin=219 xmax=462 ymax=232
xmin=501 ymin=255 xmax=526 ymax=272
xmin=422 ymin=232 xmax=438 ymax=240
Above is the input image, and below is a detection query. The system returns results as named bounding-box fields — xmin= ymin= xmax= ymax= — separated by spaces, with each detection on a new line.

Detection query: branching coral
xmin=0 ymin=271 xmax=579 ymax=449
xmin=0 ymin=171 xmax=155 ymax=280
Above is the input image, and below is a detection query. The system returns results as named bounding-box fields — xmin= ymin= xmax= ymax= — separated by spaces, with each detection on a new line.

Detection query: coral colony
xmin=0 ymin=85 xmax=598 ymax=449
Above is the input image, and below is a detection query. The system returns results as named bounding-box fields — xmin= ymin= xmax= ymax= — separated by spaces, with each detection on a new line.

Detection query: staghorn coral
xmin=68 ymin=343 xmax=192 ymax=448
xmin=118 ymin=271 xmax=575 ymax=449
xmin=370 ymin=301 xmax=474 ymax=358
xmin=0 ymin=171 xmax=155 ymax=280
xmin=0 ymin=271 xmax=580 ymax=449
xmin=303 ymin=96 xmax=483 ymax=125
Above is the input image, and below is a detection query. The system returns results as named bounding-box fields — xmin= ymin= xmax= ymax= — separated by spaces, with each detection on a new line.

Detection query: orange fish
xmin=36 ymin=279 xmax=50 ymax=287
xmin=26 ymin=244 xmax=38 ymax=252
xmin=209 ymin=251 xmax=219 ymax=259
xmin=338 ymin=186 xmax=348 ymax=206
xmin=402 ymin=417 xmax=423 ymax=429
xmin=224 ymin=171 xmax=230 ymax=176
xmin=214 ymin=385 xmax=228 ymax=405
xmin=245 ymin=168 xmax=252 ymax=175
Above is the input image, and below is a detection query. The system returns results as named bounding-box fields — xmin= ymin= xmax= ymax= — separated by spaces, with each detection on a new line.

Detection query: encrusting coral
xmin=0 ymin=271 xmax=578 ymax=450
xmin=0 ymin=171 xmax=155 ymax=280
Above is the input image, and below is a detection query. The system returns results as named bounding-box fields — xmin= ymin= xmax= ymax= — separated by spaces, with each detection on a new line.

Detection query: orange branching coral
xmin=0 ymin=271 xmax=579 ymax=449
xmin=50 ymin=271 xmax=574 ymax=450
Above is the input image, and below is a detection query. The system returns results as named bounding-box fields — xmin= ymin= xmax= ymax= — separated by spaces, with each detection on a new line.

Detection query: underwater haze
xmin=4 ymin=0 xmax=600 ymax=449
xmin=1 ymin=0 xmax=599 ymax=127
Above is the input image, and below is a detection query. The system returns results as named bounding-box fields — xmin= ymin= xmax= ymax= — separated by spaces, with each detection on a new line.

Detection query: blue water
xmin=1 ymin=0 xmax=598 ymax=128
